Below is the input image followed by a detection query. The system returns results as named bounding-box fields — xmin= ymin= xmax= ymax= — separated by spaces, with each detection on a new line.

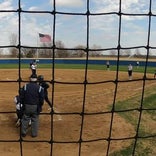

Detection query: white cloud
xmin=0 ymin=0 xmax=13 ymax=10
xmin=88 ymin=0 xmax=150 ymax=38
xmin=0 ymin=1 xmax=18 ymax=46
xmin=28 ymin=6 xmax=39 ymax=11
xmin=0 ymin=0 xmax=156 ymax=50
xmin=92 ymin=0 xmax=148 ymax=15
xmin=53 ymin=0 xmax=84 ymax=7
xmin=0 ymin=0 xmax=14 ymax=20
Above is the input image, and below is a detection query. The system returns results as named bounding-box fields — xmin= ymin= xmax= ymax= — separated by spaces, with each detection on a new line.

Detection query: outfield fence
xmin=0 ymin=58 xmax=156 ymax=67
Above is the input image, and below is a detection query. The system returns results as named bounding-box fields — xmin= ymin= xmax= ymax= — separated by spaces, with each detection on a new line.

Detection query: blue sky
xmin=0 ymin=0 xmax=156 ymax=55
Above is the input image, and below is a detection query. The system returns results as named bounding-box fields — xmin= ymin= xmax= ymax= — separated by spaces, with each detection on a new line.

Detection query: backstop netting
xmin=0 ymin=0 xmax=156 ymax=156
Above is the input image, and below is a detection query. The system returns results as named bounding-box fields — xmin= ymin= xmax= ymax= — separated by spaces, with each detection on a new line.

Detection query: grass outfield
xmin=0 ymin=63 xmax=155 ymax=74
xmin=110 ymin=88 xmax=156 ymax=156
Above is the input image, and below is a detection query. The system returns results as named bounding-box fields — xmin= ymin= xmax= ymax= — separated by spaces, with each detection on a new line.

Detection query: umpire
xmin=20 ymin=74 xmax=44 ymax=138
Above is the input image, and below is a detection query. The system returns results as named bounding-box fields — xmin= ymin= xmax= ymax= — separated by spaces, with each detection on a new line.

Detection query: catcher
xmin=14 ymin=88 xmax=24 ymax=127
xmin=37 ymin=75 xmax=52 ymax=108
xmin=14 ymin=88 xmax=31 ymax=127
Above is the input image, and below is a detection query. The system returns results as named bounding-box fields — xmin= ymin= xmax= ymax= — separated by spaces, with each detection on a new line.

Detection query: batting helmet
xmin=38 ymin=75 xmax=44 ymax=81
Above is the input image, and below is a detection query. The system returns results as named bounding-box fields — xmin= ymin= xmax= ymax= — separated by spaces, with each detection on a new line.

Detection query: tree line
xmin=0 ymin=33 xmax=102 ymax=58
xmin=0 ymin=33 xmax=155 ymax=59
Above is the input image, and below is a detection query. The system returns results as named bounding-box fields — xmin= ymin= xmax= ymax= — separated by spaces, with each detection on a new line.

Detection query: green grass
xmin=0 ymin=64 xmax=91 ymax=69
xmin=110 ymin=88 xmax=156 ymax=156
xmin=0 ymin=64 xmax=155 ymax=74
xmin=110 ymin=141 xmax=152 ymax=156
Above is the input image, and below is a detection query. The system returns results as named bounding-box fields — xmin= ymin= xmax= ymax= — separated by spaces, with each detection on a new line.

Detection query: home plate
xmin=54 ymin=115 xmax=62 ymax=121
xmin=6 ymin=78 xmax=12 ymax=80
xmin=48 ymin=108 xmax=62 ymax=121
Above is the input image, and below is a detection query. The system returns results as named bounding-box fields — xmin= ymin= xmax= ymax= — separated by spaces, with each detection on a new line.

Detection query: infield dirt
xmin=0 ymin=68 xmax=155 ymax=156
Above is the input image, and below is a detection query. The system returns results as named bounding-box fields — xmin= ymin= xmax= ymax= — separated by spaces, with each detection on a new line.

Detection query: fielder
xmin=128 ymin=64 xmax=133 ymax=80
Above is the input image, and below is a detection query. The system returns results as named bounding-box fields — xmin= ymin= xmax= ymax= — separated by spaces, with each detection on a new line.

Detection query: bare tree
xmin=38 ymin=40 xmax=69 ymax=58
xmin=120 ymin=49 xmax=131 ymax=56
xmin=9 ymin=33 xmax=18 ymax=57
xmin=21 ymin=48 xmax=36 ymax=58
xmin=135 ymin=48 xmax=141 ymax=57
xmin=73 ymin=45 xmax=86 ymax=57
xmin=0 ymin=48 xmax=4 ymax=58
xmin=110 ymin=50 xmax=117 ymax=56
xmin=89 ymin=44 xmax=102 ymax=57
xmin=39 ymin=42 xmax=52 ymax=58
xmin=55 ymin=40 xmax=69 ymax=58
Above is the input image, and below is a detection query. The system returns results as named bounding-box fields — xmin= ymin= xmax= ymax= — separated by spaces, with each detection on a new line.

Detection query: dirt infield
xmin=0 ymin=68 xmax=155 ymax=156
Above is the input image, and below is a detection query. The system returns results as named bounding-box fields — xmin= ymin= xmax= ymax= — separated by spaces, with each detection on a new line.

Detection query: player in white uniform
xmin=128 ymin=64 xmax=133 ymax=80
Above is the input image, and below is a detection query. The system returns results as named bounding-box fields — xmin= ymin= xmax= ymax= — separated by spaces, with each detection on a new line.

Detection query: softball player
xmin=128 ymin=64 xmax=133 ymax=80
xmin=14 ymin=88 xmax=24 ymax=127
xmin=37 ymin=75 xmax=52 ymax=108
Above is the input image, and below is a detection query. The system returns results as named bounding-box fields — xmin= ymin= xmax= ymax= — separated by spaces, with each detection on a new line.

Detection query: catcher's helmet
xmin=38 ymin=75 xmax=44 ymax=81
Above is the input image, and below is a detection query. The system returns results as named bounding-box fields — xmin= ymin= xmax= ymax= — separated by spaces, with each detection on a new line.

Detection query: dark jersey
xmin=21 ymin=82 xmax=44 ymax=106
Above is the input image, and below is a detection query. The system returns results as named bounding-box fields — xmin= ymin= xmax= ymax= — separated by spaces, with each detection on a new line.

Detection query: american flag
xmin=39 ymin=33 xmax=51 ymax=42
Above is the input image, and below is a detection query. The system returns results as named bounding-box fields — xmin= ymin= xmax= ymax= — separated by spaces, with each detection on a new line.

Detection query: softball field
xmin=0 ymin=68 xmax=155 ymax=156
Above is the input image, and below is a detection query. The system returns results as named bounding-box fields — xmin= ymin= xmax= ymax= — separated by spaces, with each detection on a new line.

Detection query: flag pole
xmin=37 ymin=33 xmax=39 ymax=58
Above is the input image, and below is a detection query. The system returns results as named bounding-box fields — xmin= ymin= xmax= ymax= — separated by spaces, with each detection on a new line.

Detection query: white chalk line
xmin=134 ymin=81 xmax=156 ymax=91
